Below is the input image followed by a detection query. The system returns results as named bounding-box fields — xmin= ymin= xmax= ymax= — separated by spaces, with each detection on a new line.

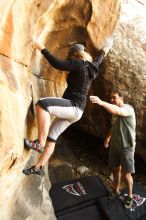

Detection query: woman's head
xmin=68 ymin=44 xmax=92 ymax=62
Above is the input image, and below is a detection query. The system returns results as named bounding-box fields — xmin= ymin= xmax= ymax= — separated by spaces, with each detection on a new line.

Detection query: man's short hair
xmin=111 ymin=89 xmax=124 ymax=97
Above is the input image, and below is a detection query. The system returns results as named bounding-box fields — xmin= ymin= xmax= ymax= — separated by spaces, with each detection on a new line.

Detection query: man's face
xmin=110 ymin=92 xmax=123 ymax=106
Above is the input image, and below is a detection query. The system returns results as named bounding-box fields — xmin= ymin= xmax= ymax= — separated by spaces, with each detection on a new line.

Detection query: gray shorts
xmin=36 ymin=97 xmax=83 ymax=142
xmin=109 ymin=147 xmax=135 ymax=173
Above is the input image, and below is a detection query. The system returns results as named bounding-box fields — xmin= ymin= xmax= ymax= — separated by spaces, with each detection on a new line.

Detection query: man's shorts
xmin=36 ymin=97 xmax=83 ymax=142
xmin=109 ymin=147 xmax=135 ymax=173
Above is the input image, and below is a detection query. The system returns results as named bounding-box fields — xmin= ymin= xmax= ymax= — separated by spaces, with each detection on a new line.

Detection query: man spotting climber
xmin=90 ymin=90 xmax=136 ymax=209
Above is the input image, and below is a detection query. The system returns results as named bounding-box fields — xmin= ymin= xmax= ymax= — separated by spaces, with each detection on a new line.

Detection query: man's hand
xmin=34 ymin=41 xmax=45 ymax=51
xmin=104 ymin=137 xmax=110 ymax=148
xmin=90 ymin=96 xmax=103 ymax=106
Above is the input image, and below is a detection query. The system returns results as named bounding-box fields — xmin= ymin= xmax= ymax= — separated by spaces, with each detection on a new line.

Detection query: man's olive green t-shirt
xmin=110 ymin=104 xmax=136 ymax=150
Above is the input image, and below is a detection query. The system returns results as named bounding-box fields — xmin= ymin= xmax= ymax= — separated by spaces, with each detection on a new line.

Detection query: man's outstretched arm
xmin=90 ymin=96 xmax=129 ymax=116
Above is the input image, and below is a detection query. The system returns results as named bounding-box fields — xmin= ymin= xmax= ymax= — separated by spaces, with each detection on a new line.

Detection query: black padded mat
xmin=57 ymin=204 xmax=107 ymax=220
xmin=97 ymin=183 xmax=146 ymax=220
xmin=49 ymin=175 xmax=108 ymax=216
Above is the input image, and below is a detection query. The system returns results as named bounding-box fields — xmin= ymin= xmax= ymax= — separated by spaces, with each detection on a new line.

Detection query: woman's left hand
xmin=34 ymin=42 xmax=45 ymax=51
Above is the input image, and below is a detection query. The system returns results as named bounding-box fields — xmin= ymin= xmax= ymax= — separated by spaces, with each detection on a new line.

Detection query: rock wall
xmin=82 ymin=0 xmax=146 ymax=160
xmin=0 ymin=0 xmax=120 ymax=219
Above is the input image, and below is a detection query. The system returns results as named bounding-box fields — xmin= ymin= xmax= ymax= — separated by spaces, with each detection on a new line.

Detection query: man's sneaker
xmin=108 ymin=190 xmax=121 ymax=199
xmin=124 ymin=196 xmax=133 ymax=209
xmin=23 ymin=165 xmax=45 ymax=176
xmin=103 ymin=36 xmax=114 ymax=56
xmin=24 ymin=139 xmax=44 ymax=153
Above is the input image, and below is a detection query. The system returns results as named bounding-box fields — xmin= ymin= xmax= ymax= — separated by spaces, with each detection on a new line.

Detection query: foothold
xmin=37 ymin=1 xmax=41 ymax=7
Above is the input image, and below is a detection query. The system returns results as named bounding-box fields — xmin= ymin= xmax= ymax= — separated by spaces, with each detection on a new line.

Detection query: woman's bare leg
xmin=35 ymin=141 xmax=55 ymax=168
xmin=36 ymin=105 xmax=50 ymax=147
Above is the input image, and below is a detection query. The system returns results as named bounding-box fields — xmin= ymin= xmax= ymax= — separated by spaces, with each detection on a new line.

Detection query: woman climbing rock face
xmin=23 ymin=37 xmax=113 ymax=176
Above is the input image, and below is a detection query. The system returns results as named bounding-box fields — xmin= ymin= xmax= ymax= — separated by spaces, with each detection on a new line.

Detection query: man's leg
xmin=109 ymin=149 xmax=121 ymax=197
xmin=122 ymin=171 xmax=133 ymax=208
xmin=121 ymin=150 xmax=135 ymax=198
xmin=121 ymin=150 xmax=135 ymax=208
xmin=113 ymin=166 xmax=121 ymax=192
xmin=123 ymin=172 xmax=133 ymax=198
xmin=108 ymin=166 xmax=121 ymax=198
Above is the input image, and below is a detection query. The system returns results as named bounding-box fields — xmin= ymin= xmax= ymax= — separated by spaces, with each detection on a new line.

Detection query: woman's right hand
xmin=34 ymin=42 xmax=45 ymax=51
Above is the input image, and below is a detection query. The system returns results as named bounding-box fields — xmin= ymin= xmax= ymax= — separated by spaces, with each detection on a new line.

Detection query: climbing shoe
xmin=108 ymin=190 xmax=121 ymax=199
xmin=23 ymin=165 xmax=45 ymax=176
xmin=24 ymin=139 xmax=44 ymax=153
xmin=124 ymin=196 xmax=133 ymax=209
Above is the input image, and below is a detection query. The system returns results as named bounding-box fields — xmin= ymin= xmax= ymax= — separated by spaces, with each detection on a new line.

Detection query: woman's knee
xmin=36 ymin=99 xmax=48 ymax=112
